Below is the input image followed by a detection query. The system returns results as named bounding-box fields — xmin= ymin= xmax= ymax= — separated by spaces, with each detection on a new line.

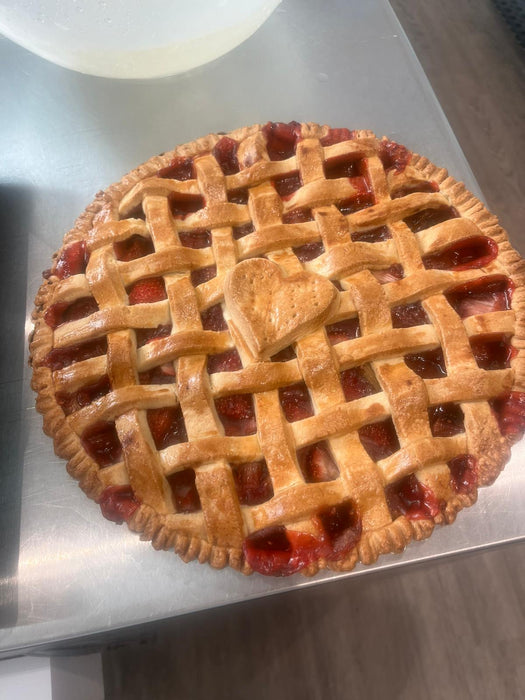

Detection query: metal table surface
xmin=0 ymin=0 xmax=524 ymax=658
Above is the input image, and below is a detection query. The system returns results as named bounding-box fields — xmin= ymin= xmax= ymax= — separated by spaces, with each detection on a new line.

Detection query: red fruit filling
xmin=359 ymin=418 xmax=400 ymax=461
xmin=279 ymin=382 xmax=315 ymax=422
xmin=262 ymin=121 xmax=302 ymax=160
xmin=157 ymin=156 xmax=194 ymax=180
xmin=81 ymin=420 xmax=122 ymax=467
xmin=324 ymin=154 xmax=361 ymax=179
xmin=404 ymin=347 xmax=447 ymax=378
xmin=351 ymin=225 xmax=391 ymax=243
xmin=423 ymin=236 xmax=498 ymax=271
xmin=404 ymin=206 xmax=459 ymax=233
xmin=326 ymin=316 xmax=360 ymax=345
xmin=99 ymin=485 xmax=139 ymax=524
xmin=54 ymin=240 xmax=89 ymax=279
xmin=233 ymin=222 xmax=255 ymax=239
xmin=372 ymin=263 xmax=404 ymax=284
xmin=391 ymin=181 xmax=439 ymax=199
xmin=139 ymin=365 xmax=176 ymax=385
xmin=297 ymin=441 xmax=339 ymax=482
xmin=207 ymin=348 xmax=242 ymax=374
xmin=448 ymin=454 xmax=478 ymax=494
xmin=232 ymin=460 xmax=273 ymax=506
xmin=135 ymin=324 xmax=172 ymax=348
xmin=293 ymin=241 xmax=325 ymax=262
xmin=428 ymin=403 xmax=464 ymax=437
xmin=243 ymin=500 xmax=361 ymax=576
xmin=470 ymin=334 xmax=516 ymax=370
xmin=201 ymin=303 xmax=227 ymax=331
xmin=212 ymin=136 xmax=239 ymax=175
xmin=178 ymin=229 xmax=211 ymax=249
xmin=271 ymin=346 xmax=296 ymax=362
xmin=379 ymin=139 xmax=411 ymax=172
xmin=43 ymin=338 xmax=108 ymax=371
xmin=169 ymin=192 xmax=204 ymax=218
xmin=445 ymin=275 xmax=514 ymax=319
xmin=215 ymin=394 xmax=256 ymax=436
xmin=44 ymin=296 xmax=98 ymax=329
xmin=56 ymin=375 xmax=110 ymax=416
xmin=340 ymin=367 xmax=377 ymax=402
xmin=282 ymin=208 xmax=314 ymax=224
xmin=167 ymin=468 xmax=201 ymax=513
xmin=386 ymin=474 xmax=440 ymax=520
xmin=227 ymin=187 xmax=249 ymax=205
xmin=320 ymin=128 xmax=355 ymax=146
xmin=273 ymin=172 xmax=301 ymax=197
xmin=147 ymin=406 xmax=187 ymax=450
xmin=127 ymin=277 xmax=167 ymax=305
xmin=391 ymin=301 xmax=429 ymax=328
xmin=190 ymin=265 xmax=217 ymax=287
xmin=491 ymin=391 xmax=525 ymax=438
xmin=338 ymin=177 xmax=375 ymax=215
xmin=114 ymin=234 xmax=154 ymax=261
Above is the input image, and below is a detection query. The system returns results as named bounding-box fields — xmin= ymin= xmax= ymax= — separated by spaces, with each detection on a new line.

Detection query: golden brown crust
xmin=30 ymin=122 xmax=525 ymax=576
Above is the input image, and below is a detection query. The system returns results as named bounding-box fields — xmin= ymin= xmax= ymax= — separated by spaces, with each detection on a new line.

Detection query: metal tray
xmin=1 ymin=0 xmax=524 ymax=657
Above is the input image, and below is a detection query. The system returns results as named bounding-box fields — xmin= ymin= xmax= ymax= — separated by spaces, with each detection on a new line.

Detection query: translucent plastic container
xmin=0 ymin=0 xmax=281 ymax=79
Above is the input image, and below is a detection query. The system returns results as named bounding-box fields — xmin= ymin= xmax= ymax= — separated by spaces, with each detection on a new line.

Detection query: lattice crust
xmin=30 ymin=122 xmax=525 ymax=576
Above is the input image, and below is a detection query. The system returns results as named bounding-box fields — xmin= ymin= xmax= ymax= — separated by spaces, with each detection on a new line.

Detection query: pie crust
xmin=30 ymin=122 xmax=525 ymax=576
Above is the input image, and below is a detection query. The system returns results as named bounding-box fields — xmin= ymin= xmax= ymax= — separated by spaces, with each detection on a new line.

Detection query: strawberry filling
xmin=423 ymin=236 xmax=497 ymax=271
xmin=135 ymin=324 xmax=172 ymax=348
xmin=147 ymin=406 xmax=187 ymax=450
xmin=243 ymin=501 xmax=361 ymax=576
xmin=169 ymin=192 xmax=204 ymax=218
xmin=325 ymin=317 xmax=360 ymax=345
xmin=338 ymin=177 xmax=375 ymax=215
xmin=215 ymin=394 xmax=256 ymax=436
xmin=56 ymin=375 xmax=110 ymax=416
xmin=167 ymin=469 xmax=201 ymax=513
xmin=470 ymin=334 xmax=516 ymax=370
xmin=54 ymin=240 xmax=89 ymax=279
xmin=212 ymin=136 xmax=239 ymax=175
xmin=207 ymin=348 xmax=242 ymax=374
xmin=279 ymin=383 xmax=315 ymax=422
xmin=297 ymin=441 xmax=339 ymax=482
xmin=81 ymin=420 xmax=122 ymax=467
xmin=190 ymin=265 xmax=217 ymax=287
xmin=232 ymin=460 xmax=273 ymax=506
xmin=324 ymin=154 xmax=361 ymax=179
xmin=262 ymin=121 xmax=302 ymax=160
xmin=43 ymin=338 xmax=108 ymax=371
xmin=320 ymin=128 xmax=355 ymax=146
xmin=391 ymin=181 xmax=439 ymax=199
xmin=157 ymin=156 xmax=194 ymax=180
xmin=114 ymin=234 xmax=154 ymax=261
xmin=282 ymin=208 xmax=314 ymax=224
xmin=232 ymin=222 xmax=255 ymax=240
xmin=372 ymin=264 xmax=404 ymax=284
xmin=448 ymin=454 xmax=478 ymax=494
xmin=138 ymin=365 xmax=176 ymax=385
xmin=227 ymin=188 xmax=249 ymax=205
xmin=404 ymin=347 xmax=447 ymax=378
xmin=404 ymin=206 xmax=459 ymax=233
xmin=201 ymin=304 xmax=227 ymax=331
xmin=273 ymin=172 xmax=301 ymax=197
xmin=445 ymin=275 xmax=514 ymax=319
xmin=428 ymin=403 xmax=464 ymax=437
xmin=293 ymin=241 xmax=325 ymax=262
xmin=491 ymin=391 xmax=525 ymax=438
xmin=379 ymin=139 xmax=411 ymax=172
xmin=351 ymin=225 xmax=391 ymax=243
xmin=127 ymin=277 xmax=167 ymax=305
xmin=178 ymin=229 xmax=211 ymax=249
xmin=340 ymin=367 xmax=377 ymax=402
xmin=99 ymin=485 xmax=140 ymax=524
xmin=359 ymin=418 xmax=400 ymax=461
xmin=386 ymin=474 xmax=440 ymax=520
xmin=44 ymin=296 xmax=98 ymax=329
xmin=391 ymin=301 xmax=429 ymax=328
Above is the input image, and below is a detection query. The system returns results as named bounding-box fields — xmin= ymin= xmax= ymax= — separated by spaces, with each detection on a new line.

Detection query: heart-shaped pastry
xmin=224 ymin=258 xmax=339 ymax=359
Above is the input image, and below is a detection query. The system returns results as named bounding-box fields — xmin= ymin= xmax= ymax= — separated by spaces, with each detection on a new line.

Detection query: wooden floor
xmin=102 ymin=2 xmax=525 ymax=698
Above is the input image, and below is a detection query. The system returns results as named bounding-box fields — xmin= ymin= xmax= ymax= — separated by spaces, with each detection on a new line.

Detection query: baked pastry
xmin=30 ymin=121 xmax=525 ymax=576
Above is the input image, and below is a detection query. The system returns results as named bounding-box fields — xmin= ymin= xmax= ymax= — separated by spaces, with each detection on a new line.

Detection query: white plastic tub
xmin=0 ymin=0 xmax=281 ymax=79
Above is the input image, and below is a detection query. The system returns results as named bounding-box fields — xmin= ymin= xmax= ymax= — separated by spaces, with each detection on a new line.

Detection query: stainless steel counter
xmin=1 ymin=0 xmax=524 ymax=657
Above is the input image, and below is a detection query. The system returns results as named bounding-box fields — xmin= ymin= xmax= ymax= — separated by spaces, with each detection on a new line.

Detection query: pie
xmin=30 ymin=121 xmax=525 ymax=577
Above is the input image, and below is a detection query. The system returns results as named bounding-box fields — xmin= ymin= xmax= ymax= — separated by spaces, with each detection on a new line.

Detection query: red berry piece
xmin=404 ymin=347 xmax=447 ymax=379
xmin=157 ymin=156 xmax=194 ymax=180
xmin=316 ymin=501 xmax=362 ymax=560
xmin=445 ymin=275 xmax=514 ymax=319
xmin=147 ymin=406 xmax=187 ymax=450
xmin=279 ymin=383 xmax=314 ymax=422
xmin=213 ymin=136 xmax=239 ymax=175
xmin=448 ymin=455 xmax=478 ymax=494
xmin=167 ymin=469 xmax=201 ymax=513
xmin=262 ymin=121 xmax=302 ymax=160
xmin=379 ymin=139 xmax=411 ymax=172
xmin=114 ymin=234 xmax=154 ymax=261
xmin=423 ymin=236 xmax=497 ymax=271
xmin=215 ymin=394 xmax=256 ymax=436
xmin=428 ymin=403 xmax=464 ymax=437
xmin=391 ymin=301 xmax=429 ymax=328
xmin=54 ymin=241 xmax=88 ymax=279
xmin=326 ymin=317 xmax=360 ymax=345
xmin=358 ymin=418 xmax=400 ymax=461
xmin=243 ymin=525 xmax=320 ymax=577
xmin=386 ymin=474 xmax=440 ymax=520
xmin=297 ymin=441 xmax=339 ymax=482
xmin=127 ymin=277 xmax=167 ymax=305
xmin=340 ymin=367 xmax=377 ymax=402
xmin=81 ymin=421 xmax=122 ymax=467
xmin=99 ymin=485 xmax=140 ymax=524
xmin=320 ymin=128 xmax=355 ymax=146
xmin=491 ymin=391 xmax=525 ymax=438
xmin=233 ymin=461 xmax=273 ymax=506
